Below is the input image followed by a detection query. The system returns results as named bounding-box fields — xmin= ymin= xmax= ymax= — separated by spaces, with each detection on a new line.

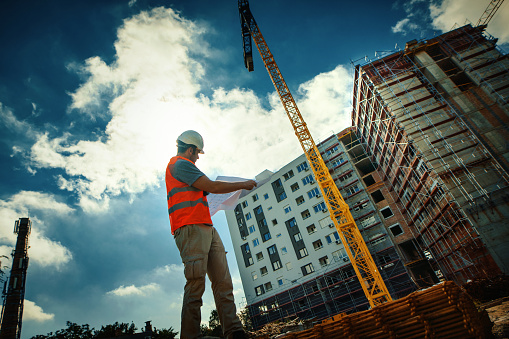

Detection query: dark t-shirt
xmin=173 ymin=159 xmax=205 ymax=186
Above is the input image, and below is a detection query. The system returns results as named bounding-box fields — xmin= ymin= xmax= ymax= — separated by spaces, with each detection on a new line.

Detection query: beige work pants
xmin=174 ymin=224 xmax=243 ymax=339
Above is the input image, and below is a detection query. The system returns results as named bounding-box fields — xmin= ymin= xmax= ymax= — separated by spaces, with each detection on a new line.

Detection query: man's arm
xmin=192 ymin=175 xmax=257 ymax=194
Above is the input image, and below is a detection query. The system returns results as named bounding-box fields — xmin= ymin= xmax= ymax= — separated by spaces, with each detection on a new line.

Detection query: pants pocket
xmin=184 ymin=259 xmax=205 ymax=280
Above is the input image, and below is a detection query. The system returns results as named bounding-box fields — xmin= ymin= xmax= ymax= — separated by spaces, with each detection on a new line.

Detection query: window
xmin=319 ymin=256 xmax=329 ymax=267
xmin=331 ymin=157 xmax=345 ymax=167
xmin=256 ymin=252 xmax=264 ymax=261
xmin=273 ymin=179 xmax=282 ymax=188
xmin=306 ymin=224 xmax=316 ymax=234
xmin=283 ymin=170 xmax=294 ymax=181
xmin=260 ymin=266 xmax=268 ymax=275
xmin=281 ymin=247 xmax=288 ymax=254
xmin=268 ymin=245 xmax=277 ymax=255
xmin=255 ymin=285 xmax=264 ymax=296
xmin=352 ymin=200 xmax=369 ymax=212
xmin=302 ymin=263 xmax=315 ymax=276
xmin=297 ymin=161 xmax=309 ymax=172
xmin=296 ymin=195 xmax=305 ymax=205
xmin=248 ymin=257 xmax=254 ymax=266
xmin=286 ymin=262 xmax=293 ymax=271
xmin=325 ymin=145 xmax=339 ymax=157
xmin=301 ymin=210 xmax=311 ymax=220
xmin=307 ymin=188 xmax=320 ymax=199
xmin=272 ymin=219 xmax=278 ymax=225
xmin=284 ymin=205 xmax=292 ymax=214
xmin=302 ymin=174 xmax=314 ymax=185
xmin=332 ymin=249 xmax=348 ymax=262
xmin=298 ymin=247 xmax=308 ymax=258
xmin=325 ymin=232 xmax=340 ymax=244
xmin=246 ymin=212 xmax=252 ymax=220
xmin=255 ymin=206 xmax=263 ymax=215
xmin=276 ymin=233 xmax=282 ymax=238
xmin=242 ymin=201 xmax=248 ymax=208
xmin=253 ymin=194 xmax=259 ymax=202
xmin=294 ymin=233 xmax=303 ymax=242
xmin=339 ymin=172 xmax=352 ymax=182
xmin=263 ymin=232 xmax=272 ymax=241
xmin=389 ymin=223 xmax=404 ymax=237
xmin=272 ymin=260 xmax=282 ymax=271
xmin=258 ymin=218 xmax=267 ymax=227
xmin=344 ymin=185 xmax=360 ymax=196
xmin=264 ymin=193 xmax=269 ymax=200
xmin=380 ymin=206 xmax=394 ymax=219
xmin=291 ymin=183 xmax=299 ymax=192
xmin=252 ymin=271 xmax=258 ymax=280
xmin=248 ymin=225 xmax=255 ymax=234
xmin=313 ymin=239 xmax=323 ymax=250
xmin=287 ymin=218 xmax=297 ymax=227
xmin=313 ymin=202 xmax=326 ymax=213
xmin=264 ymin=282 xmax=273 ymax=291
xmin=253 ymin=238 xmax=260 ymax=247
xmin=277 ymin=277 xmax=284 ymax=286
xmin=371 ymin=190 xmax=385 ymax=203
xmin=360 ymin=215 xmax=376 ymax=228
xmin=279 ymin=192 xmax=287 ymax=201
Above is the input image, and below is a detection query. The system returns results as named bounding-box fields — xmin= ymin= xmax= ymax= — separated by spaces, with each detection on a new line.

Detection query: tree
xmin=238 ymin=307 xmax=253 ymax=332
xmin=94 ymin=322 xmax=136 ymax=338
xmin=200 ymin=309 xmax=222 ymax=337
xmin=208 ymin=309 xmax=223 ymax=337
xmin=30 ymin=321 xmax=94 ymax=339
xmin=153 ymin=327 xmax=179 ymax=339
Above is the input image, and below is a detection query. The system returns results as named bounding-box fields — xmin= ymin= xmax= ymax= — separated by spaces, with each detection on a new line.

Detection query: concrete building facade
xmin=352 ymin=24 xmax=509 ymax=284
xmin=225 ymin=133 xmax=416 ymax=329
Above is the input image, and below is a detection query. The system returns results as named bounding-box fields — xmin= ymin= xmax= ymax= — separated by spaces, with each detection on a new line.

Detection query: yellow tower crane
xmin=476 ymin=0 xmax=505 ymax=27
xmin=238 ymin=0 xmax=392 ymax=307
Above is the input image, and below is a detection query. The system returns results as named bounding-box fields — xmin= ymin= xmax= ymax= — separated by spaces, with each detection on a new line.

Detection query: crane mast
xmin=238 ymin=0 xmax=392 ymax=307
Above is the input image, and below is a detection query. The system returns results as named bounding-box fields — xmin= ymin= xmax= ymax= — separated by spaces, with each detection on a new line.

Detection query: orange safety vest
xmin=165 ymin=156 xmax=212 ymax=234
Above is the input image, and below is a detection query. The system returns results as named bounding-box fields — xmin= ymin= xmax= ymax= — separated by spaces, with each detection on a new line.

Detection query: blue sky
xmin=1 ymin=0 xmax=508 ymax=337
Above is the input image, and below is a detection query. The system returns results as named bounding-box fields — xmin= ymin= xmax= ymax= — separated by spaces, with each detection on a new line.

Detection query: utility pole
xmin=0 ymin=218 xmax=31 ymax=339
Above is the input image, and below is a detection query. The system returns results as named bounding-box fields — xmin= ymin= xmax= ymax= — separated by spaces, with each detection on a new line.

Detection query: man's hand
xmin=193 ymin=176 xmax=257 ymax=194
xmin=242 ymin=180 xmax=257 ymax=190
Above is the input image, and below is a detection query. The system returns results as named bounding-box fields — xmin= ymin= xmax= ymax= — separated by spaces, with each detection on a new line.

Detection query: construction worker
xmin=166 ymin=130 xmax=256 ymax=339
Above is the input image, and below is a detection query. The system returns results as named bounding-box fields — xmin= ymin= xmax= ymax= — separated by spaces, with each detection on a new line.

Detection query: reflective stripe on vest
xmin=167 ymin=197 xmax=209 ymax=215
xmin=167 ymin=186 xmax=201 ymax=200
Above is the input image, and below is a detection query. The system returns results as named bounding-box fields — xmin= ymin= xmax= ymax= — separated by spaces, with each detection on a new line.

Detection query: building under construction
xmin=352 ymin=23 xmax=509 ymax=284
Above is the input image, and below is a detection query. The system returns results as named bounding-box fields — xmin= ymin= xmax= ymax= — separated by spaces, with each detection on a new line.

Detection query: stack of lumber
xmin=276 ymin=281 xmax=493 ymax=339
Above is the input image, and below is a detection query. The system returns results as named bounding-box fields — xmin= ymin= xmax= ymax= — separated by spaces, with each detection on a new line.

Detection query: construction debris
xmin=252 ymin=281 xmax=494 ymax=339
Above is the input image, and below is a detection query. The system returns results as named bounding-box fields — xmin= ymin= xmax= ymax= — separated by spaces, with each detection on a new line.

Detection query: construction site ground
xmin=247 ymin=280 xmax=509 ymax=339
xmin=483 ymin=298 xmax=509 ymax=339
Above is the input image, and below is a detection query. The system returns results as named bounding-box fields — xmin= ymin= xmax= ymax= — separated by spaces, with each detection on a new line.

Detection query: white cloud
xmin=107 ymin=283 xmax=160 ymax=297
xmin=21 ymin=300 xmax=55 ymax=322
xmin=430 ymin=0 xmax=509 ymax=44
xmin=392 ymin=18 xmax=411 ymax=34
xmin=0 ymin=191 xmax=73 ymax=269
xmin=0 ymin=103 xmax=37 ymax=137
xmin=26 ymin=6 xmax=353 ymax=213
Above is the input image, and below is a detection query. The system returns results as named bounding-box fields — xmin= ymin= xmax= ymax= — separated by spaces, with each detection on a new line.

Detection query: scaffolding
xmin=247 ymin=245 xmax=413 ymax=330
xmin=351 ymin=25 xmax=508 ymax=283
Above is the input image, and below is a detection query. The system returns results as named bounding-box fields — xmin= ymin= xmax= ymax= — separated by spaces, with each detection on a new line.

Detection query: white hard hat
xmin=177 ymin=130 xmax=204 ymax=154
